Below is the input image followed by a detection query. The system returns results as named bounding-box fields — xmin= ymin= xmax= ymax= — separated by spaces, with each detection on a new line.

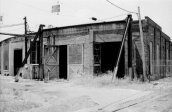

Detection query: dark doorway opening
xmin=59 ymin=45 xmax=67 ymax=79
xmin=14 ymin=49 xmax=22 ymax=76
xmin=94 ymin=42 xmax=125 ymax=78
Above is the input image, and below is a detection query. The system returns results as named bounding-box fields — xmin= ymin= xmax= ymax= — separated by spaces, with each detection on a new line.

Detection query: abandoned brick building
xmin=0 ymin=16 xmax=172 ymax=80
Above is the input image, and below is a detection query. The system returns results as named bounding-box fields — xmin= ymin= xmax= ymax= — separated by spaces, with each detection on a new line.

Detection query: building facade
xmin=0 ymin=16 xmax=171 ymax=80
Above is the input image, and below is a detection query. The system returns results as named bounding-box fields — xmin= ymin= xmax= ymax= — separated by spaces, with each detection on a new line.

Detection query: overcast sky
xmin=0 ymin=0 xmax=172 ymax=41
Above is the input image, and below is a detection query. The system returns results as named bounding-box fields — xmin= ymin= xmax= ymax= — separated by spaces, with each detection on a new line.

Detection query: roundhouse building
xmin=0 ymin=16 xmax=172 ymax=80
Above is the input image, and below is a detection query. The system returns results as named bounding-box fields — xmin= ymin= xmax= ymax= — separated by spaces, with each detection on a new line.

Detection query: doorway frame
xmin=14 ymin=49 xmax=23 ymax=76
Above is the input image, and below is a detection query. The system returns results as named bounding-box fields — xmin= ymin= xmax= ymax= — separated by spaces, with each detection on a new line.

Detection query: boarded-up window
xmin=3 ymin=44 xmax=9 ymax=70
xmin=69 ymin=44 xmax=82 ymax=64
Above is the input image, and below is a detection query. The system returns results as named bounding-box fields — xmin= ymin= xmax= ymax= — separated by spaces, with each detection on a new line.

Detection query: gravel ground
xmin=0 ymin=75 xmax=172 ymax=112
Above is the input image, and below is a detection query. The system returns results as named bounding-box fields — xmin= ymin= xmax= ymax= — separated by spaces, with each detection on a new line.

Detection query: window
xmin=3 ymin=44 xmax=9 ymax=70
xmin=30 ymin=41 xmax=40 ymax=64
xmin=69 ymin=44 xmax=82 ymax=64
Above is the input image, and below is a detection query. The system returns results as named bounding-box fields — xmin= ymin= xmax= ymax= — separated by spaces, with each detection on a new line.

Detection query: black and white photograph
xmin=0 ymin=0 xmax=172 ymax=112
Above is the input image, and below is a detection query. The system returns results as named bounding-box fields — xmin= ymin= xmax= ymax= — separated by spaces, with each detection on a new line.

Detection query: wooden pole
xmin=138 ymin=7 xmax=147 ymax=81
xmin=128 ymin=15 xmax=133 ymax=80
xmin=112 ymin=15 xmax=132 ymax=81
xmin=39 ymin=24 xmax=45 ymax=81
xmin=23 ymin=17 xmax=27 ymax=60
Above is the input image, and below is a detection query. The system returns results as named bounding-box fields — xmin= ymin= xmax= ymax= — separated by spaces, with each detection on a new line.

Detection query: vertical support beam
xmin=112 ymin=15 xmax=132 ymax=81
xmin=169 ymin=41 xmax=170 ymax=71
xmin=89 ymin=30 xmax=94 ymax=75
xmin=154 ymin=28 xmax=156 ymax=75
xmin=1 ymin=45 xmax=3 ymax=74
xmin=39 ymin=24 xmax=45 ymax=81
xmin=165 ymin=39 xmax=166 ymax=77
xmin=160 ymin=30 xmax=162 ymax=76
xmin=138 ymin=7 xmax=147 ymax=81
xmin=23 ymin=17 xmax=27 ymax=60
xmin=128 ymin=15 xmax=133 ymax=80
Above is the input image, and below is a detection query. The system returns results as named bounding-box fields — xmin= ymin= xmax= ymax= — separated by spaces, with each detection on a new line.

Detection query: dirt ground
xmin=0 ymin=75 xmax=172 ymax=112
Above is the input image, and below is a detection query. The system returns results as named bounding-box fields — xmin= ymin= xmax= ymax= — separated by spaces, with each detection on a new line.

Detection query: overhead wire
xmin=98 ymin=13 xmax=129 ymax=22
xmin=6 ymin=27 xmax=24 ymax=32
xmin=13 ymin=0 xmax=50 ymax=14
xmin=0 ymin=23 xmax=23 ymax=28
xmin=106 ymin=0 xmax=138 ymax=14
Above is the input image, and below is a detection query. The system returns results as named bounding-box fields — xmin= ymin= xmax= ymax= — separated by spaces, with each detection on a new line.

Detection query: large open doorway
xmin=14 ymin=49 xmax=22 ymax=76
xmin=59 ymin=45 xmax=67 ymax=79
xmin=94 ymin=42 xmax=125 ymax=78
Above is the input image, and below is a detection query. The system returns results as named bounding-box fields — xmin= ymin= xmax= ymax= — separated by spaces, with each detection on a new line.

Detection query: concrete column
xmin=89 ymin=30 xmax=94 ymax=76
xmin=0 ymin=44 xmax=3 ymax=75
xmin=1 ymin=43 xmax=4 ymax=75
xmin=9 ymin=41 xmax=12 ymax=76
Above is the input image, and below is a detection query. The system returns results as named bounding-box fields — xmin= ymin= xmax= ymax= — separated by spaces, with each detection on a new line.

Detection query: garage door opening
xmin=14 ymin=49 xmax=22 ymax=76
xmin=94 ymin=42 xmax=125 ymax=78
xmin=59 ymin=45 xmax=67 ymax=79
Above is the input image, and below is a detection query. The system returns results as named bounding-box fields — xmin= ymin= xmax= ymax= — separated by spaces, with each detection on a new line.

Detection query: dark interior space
xmin=100 ymin=42 xmax=125 ymax=78
xmin=14 ymin=49 xmax=22 ymax=76
xmin=59 ymin=45 xmax=67 ymax=79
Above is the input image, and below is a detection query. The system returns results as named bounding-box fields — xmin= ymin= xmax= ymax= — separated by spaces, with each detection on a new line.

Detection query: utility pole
xmin=128 ymin=15 xmax=133 ymax=80
xmin=39 ymin=24 xmax=45 ymax=81
xmin=23 ymin=17 xmax=27 ymax=59
xmin=138 ymin=7 xmax=147 ymax=81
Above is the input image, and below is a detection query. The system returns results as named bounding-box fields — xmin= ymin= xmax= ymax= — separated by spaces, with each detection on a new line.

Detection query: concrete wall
xmin=43 ymin=19 xmax=172 ymax=80
xmin=43 ymin=22 xmax=126 ymax=79
xmin=132 ymin=17 xmax=172 ymax=80
xmin=1 ymin=40 xmax=9 ymax=75
xmin=0 ymin=18 xmax=171 ymax=81
xmin=131 ymin=17 xmax=172 ymax=80
xmin=170 ymin=43 xmax=172 ymax=76
xmin=43 ymin=30 xmax=93 ymax=79
xmin=0 ymin=37 xmax=25 ymax=76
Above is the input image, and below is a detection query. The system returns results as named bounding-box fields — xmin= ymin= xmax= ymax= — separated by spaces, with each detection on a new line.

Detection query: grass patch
xmin=71 ymin=71 xmax=132 ymax=88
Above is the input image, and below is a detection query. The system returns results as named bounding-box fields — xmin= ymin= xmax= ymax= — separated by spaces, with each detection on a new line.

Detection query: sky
xmin=0 ymin=0 xmax=172 ymax=41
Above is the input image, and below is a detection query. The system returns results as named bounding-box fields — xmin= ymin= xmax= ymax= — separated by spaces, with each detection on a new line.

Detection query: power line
xmin=6 ymin=27 xmax=24 ymax=32
xmin=0 ymin=23 xmax=23 ymax=28
xmin=13 ymin=0 xmax=50 ymax=14
xmin=98 ymin=13 xmax=128 ymax=21
xmin=106 ymin=0 xmax=137 ymax=14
